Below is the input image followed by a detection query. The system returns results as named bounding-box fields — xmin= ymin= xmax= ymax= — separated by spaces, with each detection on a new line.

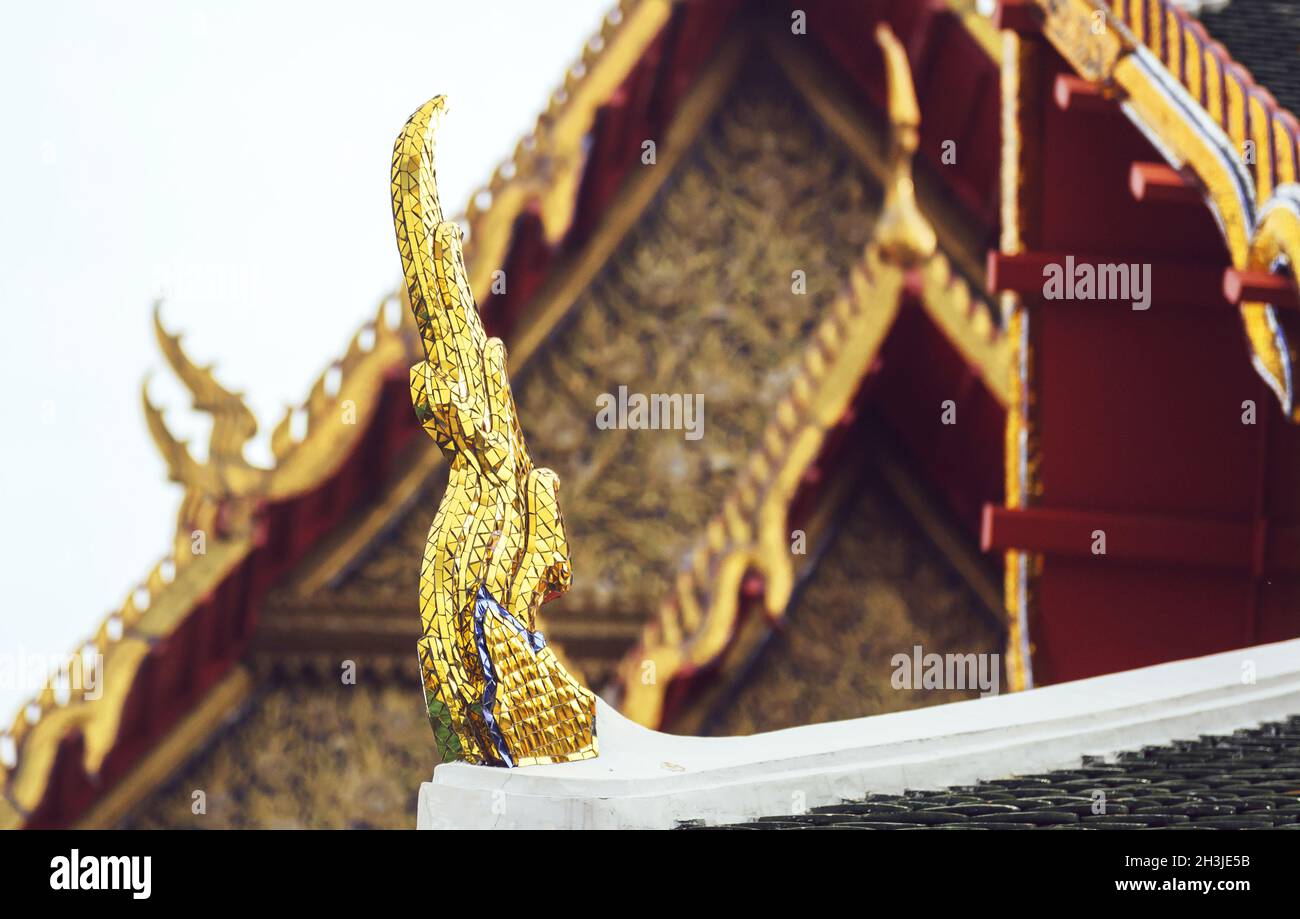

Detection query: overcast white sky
xmin=0 ymin=0 xmax=614 ymax=719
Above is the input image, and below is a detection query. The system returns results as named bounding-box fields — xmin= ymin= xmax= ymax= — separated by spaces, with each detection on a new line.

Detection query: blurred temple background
xmin=6 ymin=0 xmax=1300 ymax=828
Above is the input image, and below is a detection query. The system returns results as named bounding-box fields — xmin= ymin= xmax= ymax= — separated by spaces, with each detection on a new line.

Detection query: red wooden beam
xmin=987 ymin=250 xmax=1232 ymax=309
xmin=1129 ymin=162 xmax=1203 ymax=206
xmin=1223 ymin=267 xmax=1300 ymax=311
xmin=982 ymin=504 xmax=1300 ymax=574
xmin=1053 ymin=74 xmax=1111 ymax=113
xmin=740 ymin=573 xmax=765 ymax=601
xmin=993 ymin=0 xmax=1042 ymax=34
xmin=985 ymin=251 xmax=1043 ymax=297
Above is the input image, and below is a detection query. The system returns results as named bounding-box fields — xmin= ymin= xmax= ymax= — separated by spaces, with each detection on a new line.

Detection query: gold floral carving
xmin=121 ymin=679 xmax=433 ymax=830
xmin=615 ymin=26 xmax=940 ymax=729
xmin=710 ymin=473 xmax=1003 ymax=736
xmin=1041 ymin=0 xmax=1124 ymax=83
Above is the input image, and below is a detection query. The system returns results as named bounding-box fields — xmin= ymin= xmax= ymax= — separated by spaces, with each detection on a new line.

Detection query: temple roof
xmin=1201 ymin=1 xmax=1300 ymax=117
xmin=702 ymin=426 xmax=1004 ymax=737
xmin=12 ymin=0 xmax=1300 ymax=830
xmin=264 ymin=64 xmax=896 ymax=691
xmin=2 ymin=0 xmax=1013 ymax=830
xmin=685 ymin=713 xmax=1300 ymax=829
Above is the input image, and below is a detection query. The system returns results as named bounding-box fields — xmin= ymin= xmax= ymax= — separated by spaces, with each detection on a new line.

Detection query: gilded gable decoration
xmin=1036 ymin=0 xmax=1300 ymax=418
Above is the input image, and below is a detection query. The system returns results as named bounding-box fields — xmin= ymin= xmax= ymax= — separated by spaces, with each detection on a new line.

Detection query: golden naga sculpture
xmin=391 ymin=97 xmax=598 ymax=766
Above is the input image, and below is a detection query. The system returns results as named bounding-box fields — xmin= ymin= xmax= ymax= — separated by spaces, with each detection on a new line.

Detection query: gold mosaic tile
xmin=392 ymin=96 xmax=596 ymax=766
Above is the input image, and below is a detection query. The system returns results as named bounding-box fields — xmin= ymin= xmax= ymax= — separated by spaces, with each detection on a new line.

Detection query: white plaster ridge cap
xmin=432 ymin=638 xmax=1300 ymax=796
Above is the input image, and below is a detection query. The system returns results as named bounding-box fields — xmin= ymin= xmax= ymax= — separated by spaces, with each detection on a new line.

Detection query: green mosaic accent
xmin=426 ymin=695 xmax=463 ymax=762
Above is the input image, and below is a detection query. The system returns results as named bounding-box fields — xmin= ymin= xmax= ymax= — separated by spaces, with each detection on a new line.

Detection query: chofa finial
xmin=875 ymin=24 xmax=937 ymax=265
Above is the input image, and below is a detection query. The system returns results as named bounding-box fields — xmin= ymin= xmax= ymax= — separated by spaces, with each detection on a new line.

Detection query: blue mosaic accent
xmin=472 ymin=586 xmax=548 ymax=766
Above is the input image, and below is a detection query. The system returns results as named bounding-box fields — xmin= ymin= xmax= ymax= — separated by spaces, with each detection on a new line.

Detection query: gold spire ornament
xmin=391 ymin=96 xmax=598 ymax=766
